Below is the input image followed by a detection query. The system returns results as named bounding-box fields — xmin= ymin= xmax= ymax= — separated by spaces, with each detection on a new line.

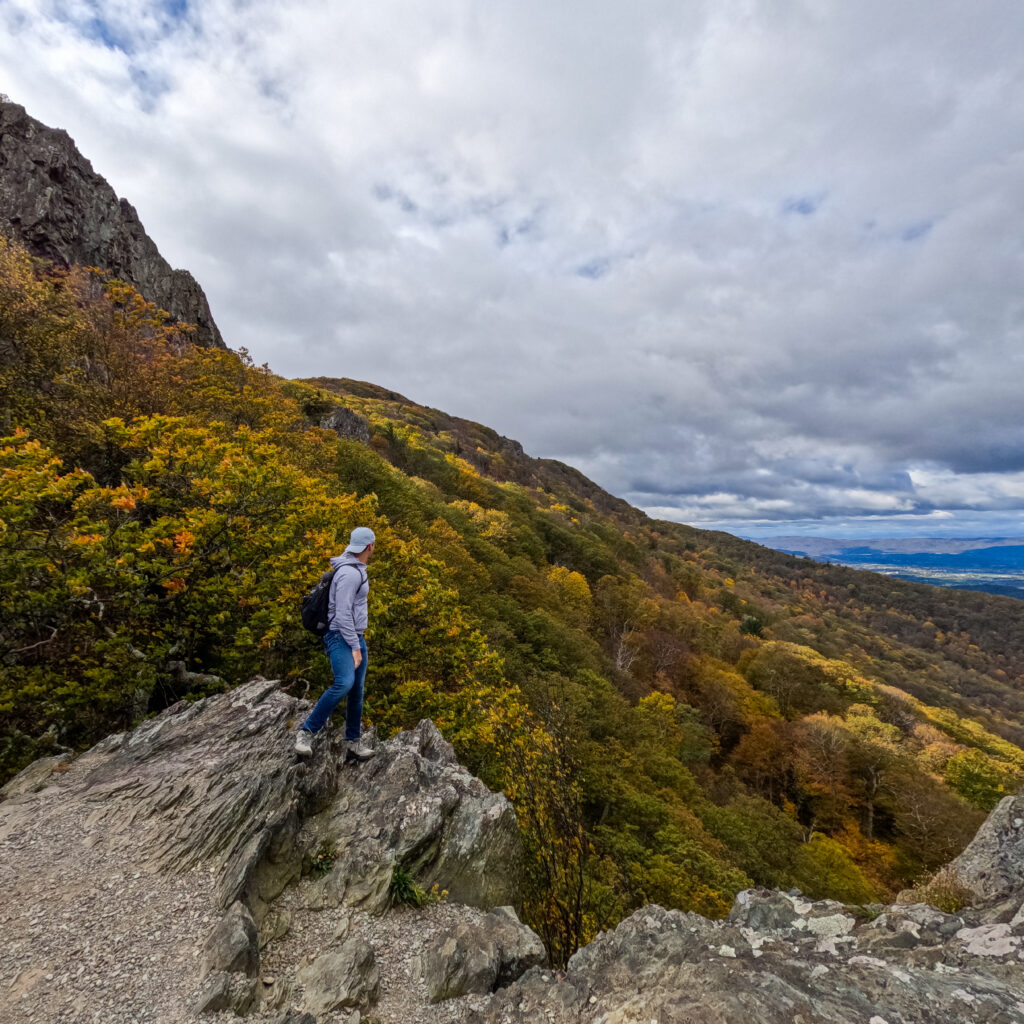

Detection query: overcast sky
xmin=4 ymin=1 xmax=1024 ymax=539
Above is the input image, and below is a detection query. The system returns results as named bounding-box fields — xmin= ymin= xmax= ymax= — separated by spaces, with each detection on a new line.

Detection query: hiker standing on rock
xmin=295 ymin=527 xmax=376 ymax=761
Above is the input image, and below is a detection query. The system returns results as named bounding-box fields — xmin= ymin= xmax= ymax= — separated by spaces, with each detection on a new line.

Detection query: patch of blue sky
xmin=64 ymin=5 xmax=174 ymax=108
xmin=902 ymin=220 xmax=933 ymax=242
xmin=81 ymin=13 xmax=134 ymax=55
xmin=162 ymin=0 xmax=188 ymax=20
xmin=129 ymin=66 xmax=171 ymax=109
xmin=56 ymin=0 xmax=192 ymax=57
xmin=782 ymin=193 xmax=825 ymax=216
xmin=576 ymin=257 xmax=610 ymax=280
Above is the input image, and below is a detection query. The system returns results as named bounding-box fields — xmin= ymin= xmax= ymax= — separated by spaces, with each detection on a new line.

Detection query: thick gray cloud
xmin=3 ymin=0 xmax=1024 ymax=537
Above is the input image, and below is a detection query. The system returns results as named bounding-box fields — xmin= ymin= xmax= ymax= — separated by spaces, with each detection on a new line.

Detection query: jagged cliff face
xmin=0 ymin=100 xmax=223 ymax=348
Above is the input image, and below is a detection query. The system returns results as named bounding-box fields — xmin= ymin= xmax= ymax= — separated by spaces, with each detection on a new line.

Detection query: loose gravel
xmin=1 ymin=765 xmax=497 ymax=1024
xmin=249 ymin=879 xmax=490 ymax=1024
xmin=0 ymin=771 xmax=217 ymax=1024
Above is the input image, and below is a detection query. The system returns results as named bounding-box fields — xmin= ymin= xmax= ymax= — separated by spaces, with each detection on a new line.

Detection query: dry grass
xmin=899 ymin=865 xmax=977 ymax=914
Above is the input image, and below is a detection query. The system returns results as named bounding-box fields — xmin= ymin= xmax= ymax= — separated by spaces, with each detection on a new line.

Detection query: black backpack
xmin=300 ymin=569 xmax=337 ymax=635
xmin=300 ymin=564 xmax=367 ymax=635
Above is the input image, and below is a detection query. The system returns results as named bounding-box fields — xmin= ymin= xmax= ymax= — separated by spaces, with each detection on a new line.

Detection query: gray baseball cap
xmin=345 ymin=526 xmax=376 ymax=554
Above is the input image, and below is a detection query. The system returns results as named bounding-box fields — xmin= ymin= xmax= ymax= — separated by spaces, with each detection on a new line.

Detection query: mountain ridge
xmin=765 ymin=535 xmax=1024 ymax=557
xmin=305 ymin=375 xmax=644 ymax=521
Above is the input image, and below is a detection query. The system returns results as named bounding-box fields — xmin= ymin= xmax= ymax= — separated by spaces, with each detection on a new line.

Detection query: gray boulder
xmin=421 ymin=907 xmax=546 ymax=1002
xmin=309 ymin=719 xmax=522 ymax=913
xmin=297 ymin=936 xmax=379 ymax=1016
xmin=193 ymin=969 xmax=257 ymax=1016
xmin=202 ymin=900 xmax=259 ymax=978
xmin=947 ymin=792 xmax=1024 ymax=905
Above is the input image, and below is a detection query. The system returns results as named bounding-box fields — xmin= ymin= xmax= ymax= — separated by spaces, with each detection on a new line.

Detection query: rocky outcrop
xmin=1 ymin=681 xmax=520 ymax=928
xmin=947 ymin=791 xmax=1024 ymax=912
xmin=303 ymin=719 xmax=522 ymax=914
xmin=471 ymin=888 xmax=1024 ymax=1024
xmin=320 ymin=405 xmax=372 ymax=443
xmin=0 ymin=99 xmax=223 ymax=347
xmin=419 ymin=906 xmax=546 ymax=1002
xmin=0 ymin=679 xmax=523 ymax=1023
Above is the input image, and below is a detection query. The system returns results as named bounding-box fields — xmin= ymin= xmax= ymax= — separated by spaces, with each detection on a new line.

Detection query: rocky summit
xmin=0 ymin=679 xmax=528 ymax=1023
xmin=0 ymin=99 xmax=223 ymax=347
xmin=1 ymin=679 xmax=1023 ymax=1024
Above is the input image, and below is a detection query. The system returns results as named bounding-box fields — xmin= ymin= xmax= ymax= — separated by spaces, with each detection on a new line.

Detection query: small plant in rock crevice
xmin=849 ymin=903 xmax=884 ymax=921
xmin=389 ymin=866 xmax=447 ymax=907
xmin=310 ymin=843 xmax=337 ymax=875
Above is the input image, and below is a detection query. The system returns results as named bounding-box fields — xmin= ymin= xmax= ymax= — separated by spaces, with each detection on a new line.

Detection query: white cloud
xmin=3 ymin=1 xmax=1024 ymax=535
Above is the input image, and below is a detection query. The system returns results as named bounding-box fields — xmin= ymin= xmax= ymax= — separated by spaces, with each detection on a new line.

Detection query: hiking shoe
xmin=345 ymin=737 xmax=375 ymax=762
xmin=294 ymin=730 xmax=313 ymax=756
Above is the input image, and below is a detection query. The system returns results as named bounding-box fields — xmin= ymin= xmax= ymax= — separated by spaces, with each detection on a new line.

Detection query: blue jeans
xmin=302 ymin=631 xmax=367 ymax=739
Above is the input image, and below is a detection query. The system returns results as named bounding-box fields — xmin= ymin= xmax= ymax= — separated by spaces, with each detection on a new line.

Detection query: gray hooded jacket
xmin=328 ymin=552 xmax=369 ymax=650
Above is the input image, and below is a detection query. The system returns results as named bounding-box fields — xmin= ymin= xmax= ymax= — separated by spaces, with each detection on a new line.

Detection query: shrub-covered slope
xmin=2 ymin=238 xmax=1023 ymax=963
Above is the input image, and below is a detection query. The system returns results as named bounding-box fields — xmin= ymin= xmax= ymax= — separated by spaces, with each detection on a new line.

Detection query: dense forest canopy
xmin=2 ymin=237 xmax=1023 ymax=963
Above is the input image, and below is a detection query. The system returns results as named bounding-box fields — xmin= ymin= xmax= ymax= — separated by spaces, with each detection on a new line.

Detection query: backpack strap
xmin=339 ymin=563 xmax=367 ymax=586
xmin=331 ymin=562 xmax=367 ymax=596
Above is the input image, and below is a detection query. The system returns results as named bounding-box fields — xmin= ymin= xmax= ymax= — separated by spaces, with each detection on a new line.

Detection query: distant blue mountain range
xmin=832 ymin=544 xmax=1024 ymax=570
xmin=761 ymin=536 xmax=1024 ymax=600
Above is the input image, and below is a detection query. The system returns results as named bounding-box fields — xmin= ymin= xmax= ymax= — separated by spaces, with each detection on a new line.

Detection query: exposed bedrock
xmin=3 ymin=680 xmax=1022 ymax=1022
xmin=470 ymin=882 xmax=1024 ymax=1024
xmin=1 ymin=679 xmax=523 ymax=934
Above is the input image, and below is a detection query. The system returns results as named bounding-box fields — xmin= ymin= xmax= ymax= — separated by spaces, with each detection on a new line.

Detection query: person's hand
xmin=352 ymin=648 xmax=363 ymax=669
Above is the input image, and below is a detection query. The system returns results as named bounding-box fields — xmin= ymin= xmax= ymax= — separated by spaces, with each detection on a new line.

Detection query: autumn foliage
xmin=2 ymin=238 xmax=1023 ymax=965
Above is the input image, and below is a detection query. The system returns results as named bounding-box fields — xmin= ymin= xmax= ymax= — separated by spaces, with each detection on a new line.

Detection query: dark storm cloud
xmin=4 ymin=0 xmax=1024 ymax=535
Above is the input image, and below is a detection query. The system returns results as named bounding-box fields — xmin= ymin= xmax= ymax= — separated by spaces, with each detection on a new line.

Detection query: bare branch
xmin=9 ymin=625 xmax=58 ymax=656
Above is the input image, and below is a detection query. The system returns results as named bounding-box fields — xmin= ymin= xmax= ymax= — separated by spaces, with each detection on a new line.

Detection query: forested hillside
xmin=3 ymin=238 xmax=1024 ymax=963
